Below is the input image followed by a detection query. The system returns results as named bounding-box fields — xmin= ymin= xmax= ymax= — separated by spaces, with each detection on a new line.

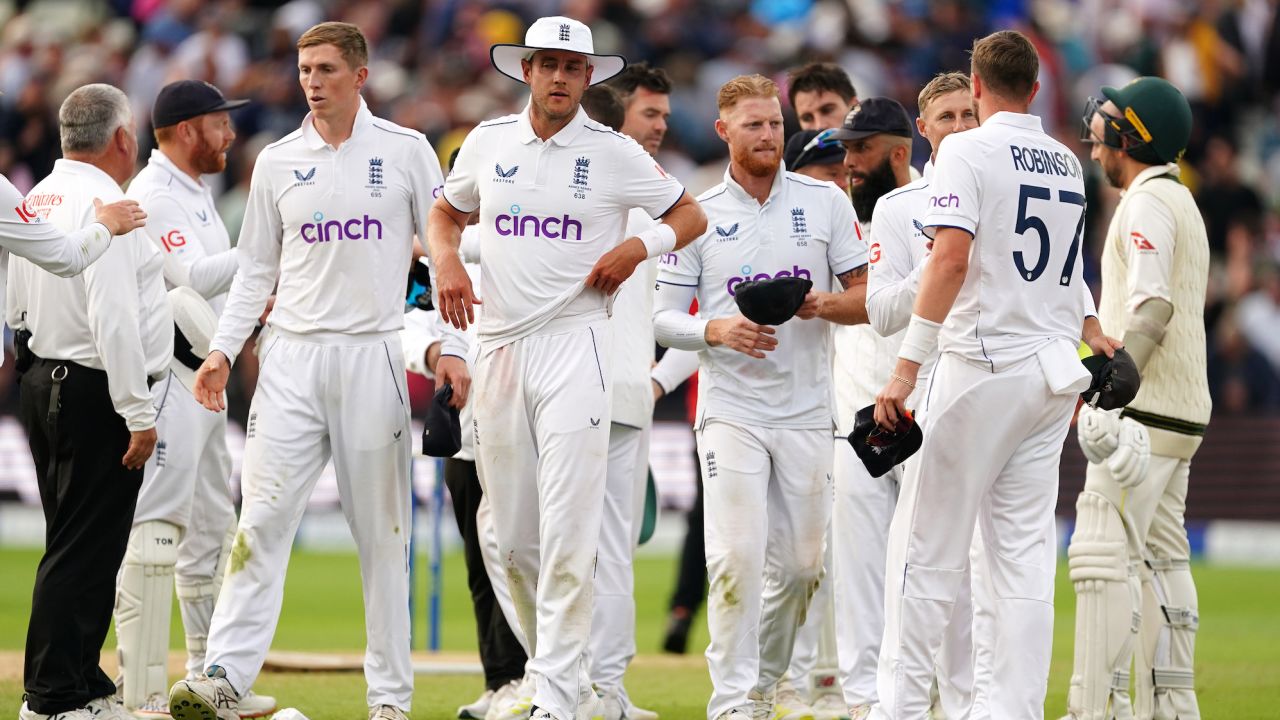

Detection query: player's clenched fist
xmin=435 ymin=251 xmax=481 ymax=330
xmin=586 ymin=236 xmax=647 ymax=296
xmin=705 ymin=314 xmax=778 ymax=358
xmin=874 ymin=359 xmax=918 ymax=430
xmin=193 ymin=350 xmax=231 ymax=412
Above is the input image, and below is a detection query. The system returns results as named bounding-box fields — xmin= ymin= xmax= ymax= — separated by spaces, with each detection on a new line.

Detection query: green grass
xmin=2 ymin=548 xmax=1279 ymax=718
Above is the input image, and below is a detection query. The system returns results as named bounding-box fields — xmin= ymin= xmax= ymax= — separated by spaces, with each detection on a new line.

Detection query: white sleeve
xmin=653 ymin=242 xmax=708 ymax=350
xmin=83 ymin=231 xmax=155 ymax=431
xmin=441 ymin=127 xmax=482 ymax=214
xmin=921 ymin=135 xmax=981 ymax=237
xmin=140 ymin=196 xmax=238 ymax=298
xmin=1080 ymin=279 xmax=1098 ymax=319
xmin=651 ymin=347 xmax=700 ymax=394
xmin=826 ymin=187 xmax=868 ymax=275
xmin=209 ymin=153 xmax=281 ymax=365
xmin=401 ymin=309 xmax=443 ymax=378
xmin=5 ymin=254 xmax=26 ymax=329
xmin=409 ymin=137 xmax=469 ymax=360
xmin=0 ymin=175 xmax=111 ymax=277
xmin=866 ymin=195 xmax=926 ymax=336
xmin=610 ymin=138 xmax=686 ymax=220
xmin=1120 ymin=192 xmax=1176 ymax=312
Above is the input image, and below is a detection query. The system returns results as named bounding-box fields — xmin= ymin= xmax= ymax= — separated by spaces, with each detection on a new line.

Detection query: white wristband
xmin=636 ymin=223 xmax=677 ymax=259
xmin=899 ymin=314 xmax=942 ymax=365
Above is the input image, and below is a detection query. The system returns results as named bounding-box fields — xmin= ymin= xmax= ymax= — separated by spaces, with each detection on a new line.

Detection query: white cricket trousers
xmin=876 ymin=353 xmax=1075 ymax=720
xmin=134 ymin=374 xmax=237 ymax=678
xmin=473 ymin=320 xmax=612 ymax=720
xmin=834 ymin=434 xmax=975 ymax=717
xmin=589 ymin=422 xmax=650 ymax=698
xmin=205 ymin=329 xmax=414 ymax=709
xmin=699 ymin=420 xmax=832 ymax=720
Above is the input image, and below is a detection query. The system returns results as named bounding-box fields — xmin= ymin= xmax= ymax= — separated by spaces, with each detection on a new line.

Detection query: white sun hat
xmin=490 ymin=16 xmax=626 ymax=86
xmin=168 ymin=286 xmax=218 ymax=392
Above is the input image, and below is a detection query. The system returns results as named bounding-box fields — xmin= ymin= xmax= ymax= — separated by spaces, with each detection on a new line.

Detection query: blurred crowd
xmin=0 ymin=0 xmax=1278 ymax=414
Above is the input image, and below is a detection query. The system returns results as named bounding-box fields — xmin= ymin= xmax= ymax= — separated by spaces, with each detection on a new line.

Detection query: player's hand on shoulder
xmin=435 ymin=354 xmax=471 ymax=409
xmin=587 ymin=237 xmax=647 ymax=296
xmin=193 ymin=350 xmax=231 ymax=413
xmin=435 ymin=252 xmax=481 ymax=330
xmin=705 ymin=315 xmax=777 ymax=359
xmin=94 ymin=197 xmax=147 ymax=236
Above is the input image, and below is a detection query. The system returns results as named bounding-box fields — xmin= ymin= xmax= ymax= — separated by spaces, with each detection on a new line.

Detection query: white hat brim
xmin=490 ymin=44 xmax=627 ymax=86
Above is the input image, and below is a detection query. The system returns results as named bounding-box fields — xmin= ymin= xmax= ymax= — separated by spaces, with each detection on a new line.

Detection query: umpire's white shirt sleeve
xmin=0 ymin=174 xmax=112 ymax=276
xmin=210 ymin=155 xmax=281 ymax=365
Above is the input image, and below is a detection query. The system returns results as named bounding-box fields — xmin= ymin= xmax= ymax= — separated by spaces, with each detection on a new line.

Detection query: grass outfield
xmin=2 ymin=548 xmax=1279 ymax=718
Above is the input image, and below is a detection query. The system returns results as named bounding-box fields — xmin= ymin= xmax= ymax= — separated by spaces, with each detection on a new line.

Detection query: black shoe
xmin=662 ymin=610 xmax=692 ymax=654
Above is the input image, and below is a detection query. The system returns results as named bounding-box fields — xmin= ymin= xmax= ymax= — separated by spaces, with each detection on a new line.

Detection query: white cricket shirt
xmin=14 ymin=159 xmax=171 ymax=430
xmin=442 ymin=105 xmax=684 ymax=343
xmin=655 ymin=167 xmax=866 ymax=429
xmin=128 ymin=149 xmax=239 ymax=314
xmin=211 ymin=99 xmax=445 ymax=364
xmin=923 ymin=112 xmax=1089 ymax=379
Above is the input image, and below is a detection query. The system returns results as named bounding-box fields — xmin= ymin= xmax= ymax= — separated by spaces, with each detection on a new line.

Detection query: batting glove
xmin=1077 ymin=404 xmax=1121 ymax=464
xmin=1107 ymin=417 xmax=1150 ymax=489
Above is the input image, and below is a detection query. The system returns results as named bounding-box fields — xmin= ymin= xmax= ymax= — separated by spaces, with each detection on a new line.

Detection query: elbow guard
xmin=1122 ymin=298 xmax=1173 ymax=372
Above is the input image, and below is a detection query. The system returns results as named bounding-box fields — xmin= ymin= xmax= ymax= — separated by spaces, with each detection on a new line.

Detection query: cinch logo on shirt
xmin=301 ymin=212 xmax=384 ymax=244
xmin=725 ymin=265 xmax=812 ymax=295
xmin=929 ymin=193 xmax=960 ymax=208
xmin=494 ymin=204 xmax=583 ymax=242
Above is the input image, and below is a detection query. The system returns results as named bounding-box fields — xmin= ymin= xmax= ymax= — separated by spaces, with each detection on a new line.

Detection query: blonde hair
xmin=918 ymin=72 xmax=971 ymax=115
xmin=717 ymin=74 xmax=779 ymax=112
xmin=297 ymin=22 xmax=368 ymax=69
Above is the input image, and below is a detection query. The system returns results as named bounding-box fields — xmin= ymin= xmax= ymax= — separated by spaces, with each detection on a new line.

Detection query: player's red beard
xmin=191 ymin=132 xmax=228 ymax=175
xmin=732 ymin=141 xmax=781 ymax=178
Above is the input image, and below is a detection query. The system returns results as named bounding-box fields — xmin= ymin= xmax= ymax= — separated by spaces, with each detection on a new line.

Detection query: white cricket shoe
xmin=770 ymin=680 xmax=815 ymax=720
xmin=19 ymin=701 xmax=98 ymax=720
xmin=847 ymin=706 xmax=872 ymax=720
xmin=808 ymin=692 xmax=848 ymax=720
xmin=86 ymin=696 xmax=134 ymax=720
xmin=458 ymin=689 xmax=494 ymax=719
xmin=368 ymin=706 xmax=407 ymax=720
xmin=132 ymin=693 xmax=172 ymax=719
xmin=486 ymin=676 xmax=533 ymax=720
xmin=169 ymin=668 xmax=239 ymax=720
xmin=234 ymin=693 xmax=275 ymax=720
xmin=577 ymin=691 xmax=604 ymax=720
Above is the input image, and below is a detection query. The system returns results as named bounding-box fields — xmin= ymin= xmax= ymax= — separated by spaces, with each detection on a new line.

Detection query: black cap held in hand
xmin=829 ymin=97 xmax=913 ymax=142
xmin=733 ymin=276 xmax=813 ymax=326
xmin=421 ymin=384 xmax=462 ymax=457
xmin=152 ymin=80 xmax=249 ymax=130
xmin=1080 ymin=348 xmax=1141 ymax=410
xmin=848 ymin=404 xmax=923 ymax=478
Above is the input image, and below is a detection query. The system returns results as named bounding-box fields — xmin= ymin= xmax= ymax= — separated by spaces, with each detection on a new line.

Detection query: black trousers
xmin=20 ymin=358 xmax=142 ymax=714
xmin=668 ymin=453 xmax=707 ymax=615
xmin=443 ymin=458 xmax=528 ymax=690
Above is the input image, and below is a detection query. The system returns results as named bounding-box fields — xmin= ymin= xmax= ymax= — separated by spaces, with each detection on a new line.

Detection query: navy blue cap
xmin=784 ymin=129 xmax=845 ymax=172
xmin=829 ymin=97 xmax=912 ymax=141
xmin=152 ymin=80 xmax=249 ymax=129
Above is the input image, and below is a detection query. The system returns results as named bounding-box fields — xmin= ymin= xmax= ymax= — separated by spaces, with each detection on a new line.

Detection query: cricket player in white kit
xmin=652 ymin=74 xmax=869 ymax=720
xmin=871 ymin=32 xmax=1122 ymax=720
xmin=833 ymin=89 xmax=978 ymax=720
xmin=169 ymin=23 xmax=455 ymax=720
xmin=118 ymin=80 xmax=276 ymax=718
xmin=1063 ymin=78 xmax=1209 ymax=720
xmin=428 ymin=17 xmax=706 ymax=720
xmin=591 ymin=62 xmax=676 ymax=720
